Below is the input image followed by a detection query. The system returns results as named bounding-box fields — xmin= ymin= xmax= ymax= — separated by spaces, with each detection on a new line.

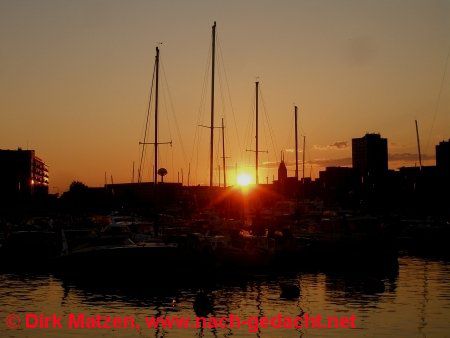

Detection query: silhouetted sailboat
xmin=138 ymin=46 xmax=172 ymax=184
xmin=55 ymin=48 xmax=209 ymax=281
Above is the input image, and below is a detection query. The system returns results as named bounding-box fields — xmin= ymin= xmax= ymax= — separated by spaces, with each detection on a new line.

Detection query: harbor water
xmin=0 ymin=256 xmax=449 ymax=337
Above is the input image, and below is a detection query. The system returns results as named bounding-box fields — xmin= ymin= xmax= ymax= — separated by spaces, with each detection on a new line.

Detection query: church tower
xmin=278 ymin=151 xmax=288 ymax=182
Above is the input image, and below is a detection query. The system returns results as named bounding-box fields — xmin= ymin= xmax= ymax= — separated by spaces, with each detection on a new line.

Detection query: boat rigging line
xmin=161 ymin=60 xmax=189 ymax=168
xmin=138 ymin=53 xmax=157 ymax=183
xmin=190 ymin=34 xmax=211 ymax=185
xmin=139 ymin=47 xmax=172 ymax=184
xmin=425 ymin=42 xmax=450 ymax=153
xmin=217 ymin=35 xmax=243 ymax=163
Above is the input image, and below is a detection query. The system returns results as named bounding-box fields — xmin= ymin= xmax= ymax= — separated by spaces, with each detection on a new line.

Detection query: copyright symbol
xmin=5 ymin=314 xmax=21 ymax=329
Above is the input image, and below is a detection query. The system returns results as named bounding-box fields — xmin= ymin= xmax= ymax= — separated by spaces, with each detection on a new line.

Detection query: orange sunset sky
xmin=1 ymin=0 xmax=449 ymax=192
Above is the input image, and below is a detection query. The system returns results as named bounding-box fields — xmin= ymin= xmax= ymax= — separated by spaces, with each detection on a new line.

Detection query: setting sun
xmin=236 ymin=173 xmax=252 ymax=187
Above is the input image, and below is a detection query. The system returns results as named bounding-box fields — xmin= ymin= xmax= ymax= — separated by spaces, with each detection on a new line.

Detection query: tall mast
xmin=139 ymin=47 xmax=171 ymax=184
xmin=218 ymin=165 xmax=221 ymax=186
xmin=154 ymin=46 xmax=160 ymax=184
xmin=221 ymin=118 xmax=227 ymax=187
xmin=255 ymin=81 xmax=259 ymax=184
xmin=246 ymin=80 xmax=267 ymax=184
xmin=302 ymin=135 xmax=306 ymax=180
xmin=187 ymin=163 xmax=191 ymax=187
xmin=209 ymin=21 xmax=216 ymax=187
xmin=294 ymin=106 xmax=299 ymax=180
xmin=415 ymin=119 xmax=423 ymax=170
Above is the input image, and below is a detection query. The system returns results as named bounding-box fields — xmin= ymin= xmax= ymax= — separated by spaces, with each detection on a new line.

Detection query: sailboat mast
xmin=209 ymin=21 xmax=216 ymax=187
xmin=221 ymin=118 xmax=227 ymax=187
xmin=138 ymin=47 xmax=171 ymax=185
xmin=154 ymin=46 xmax=160 ymax=184
xmin=187 ymin=162 xmax=191 ymax=187
xmin=415 ymin=120 xmax=423 ymax=170
xmin=245 ymin=82 xmax=267 ymax=185
xmin=255 ymin=81 xmax=259 ymax=184
xmin=295 ymin=106 xmax=299 ymax=180
xmin=218 ymin=165 xmax=221 ymax=186
xmin=302 ymin=135 xmax=306 ymax=180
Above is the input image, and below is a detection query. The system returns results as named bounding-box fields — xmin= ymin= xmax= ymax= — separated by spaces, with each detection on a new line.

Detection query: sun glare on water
xmin=237 ymin=173 xmax=252 ymax=187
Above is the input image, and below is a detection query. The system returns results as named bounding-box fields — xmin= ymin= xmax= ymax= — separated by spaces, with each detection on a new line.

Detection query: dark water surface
xmin=1 ymin=256 xmax=449 ymax=337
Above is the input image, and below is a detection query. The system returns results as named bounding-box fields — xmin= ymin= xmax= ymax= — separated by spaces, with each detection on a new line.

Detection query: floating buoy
xmin=193 ymin=292 xmax=213 ymax=317
xmin=280 ymin=284 xmax=300 ymax=300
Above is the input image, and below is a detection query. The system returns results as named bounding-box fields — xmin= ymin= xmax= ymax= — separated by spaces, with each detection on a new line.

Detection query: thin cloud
xmin=310 ymin=157 xmax=352 ymax=167
xmin=389 ymin=142 xmax=409 ymax=149
xmin=283 ymin=148 xmax=305 ymax=153
xmin=262 ymin=157 xmax=353 ymax=168
xmin=261 ymin=161 xmax=290 ymax=169
xmin=260 ymin=152 xmax=435 ymax=171
xmin=314 ymin=141 xmax=349 ymax=150
xmin=389 ymin=153 xmax=433 ymax=161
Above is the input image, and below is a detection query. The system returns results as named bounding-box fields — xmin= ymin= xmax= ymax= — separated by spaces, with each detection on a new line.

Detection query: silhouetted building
xmin=436 ymin=139 xmax=450 ymax=177
xmin=319 ymin=166 xmax=357 ymax=203
xmin=319 ymin=167 xmax=355 ymax=188
xmin=277 ymin=156 xmax=288 ymax=183
xmin=0 ymin=148 xmax=49 ymax=198
xmin=273 ymin=154 xmax=300 ymax=197
xmin=352 ymin=133 xmax=388 ymax=178
xmin=397 ymin=166 xmax=438 ymax=190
